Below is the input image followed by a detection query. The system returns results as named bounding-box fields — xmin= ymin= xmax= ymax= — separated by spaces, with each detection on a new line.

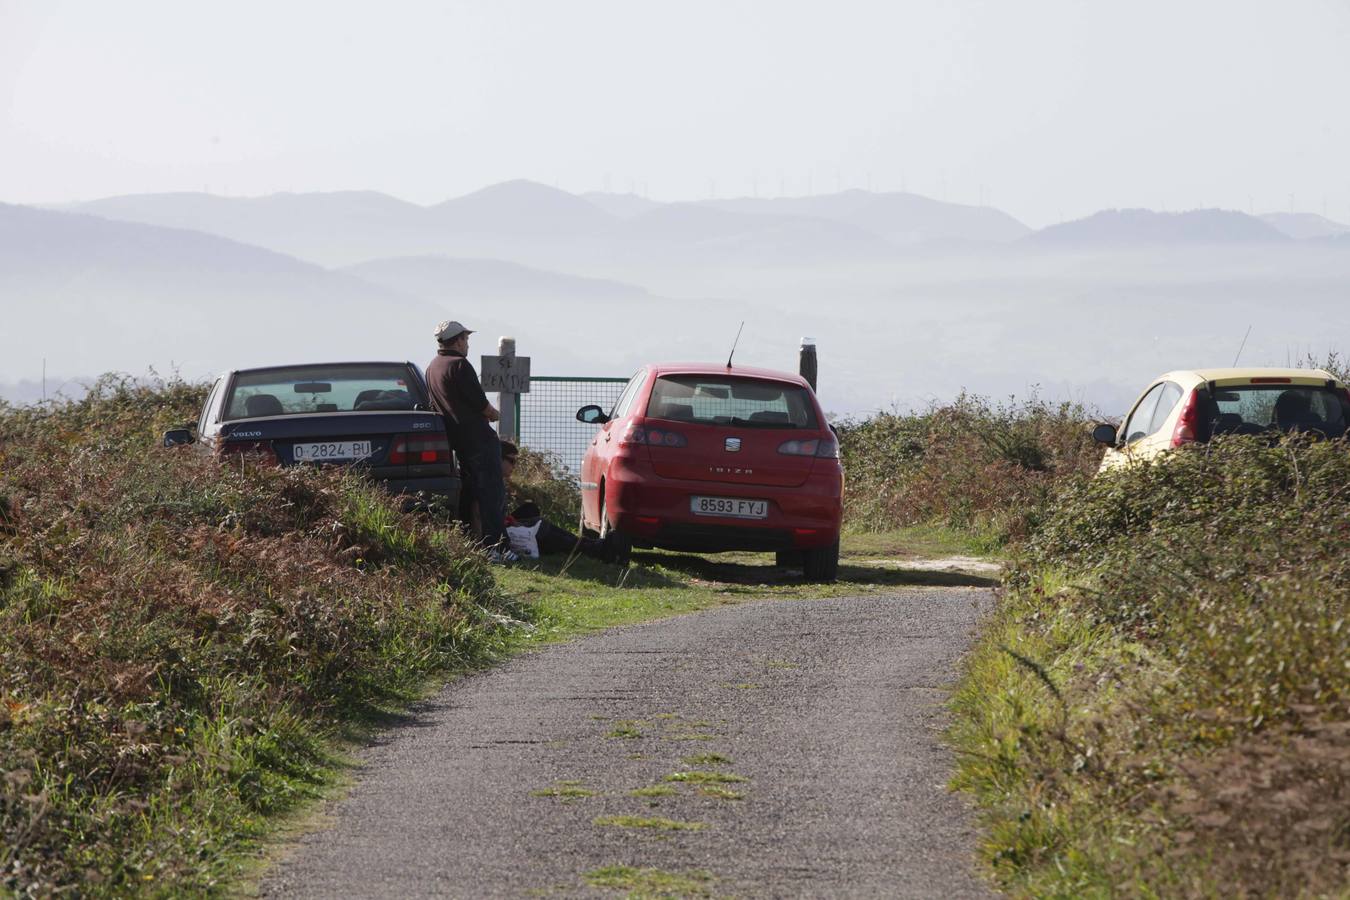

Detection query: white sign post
xmin=481 ymin=337 xmax=530 ymax=442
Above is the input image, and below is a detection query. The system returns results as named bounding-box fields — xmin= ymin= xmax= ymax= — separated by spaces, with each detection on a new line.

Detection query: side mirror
xmin=576 ymin=404 xmax=610 ymax=425
xmin=1091 ymin=423 xmax=1118 ymax=446
xmin=163 ymin=428 xmax=195 ymax=448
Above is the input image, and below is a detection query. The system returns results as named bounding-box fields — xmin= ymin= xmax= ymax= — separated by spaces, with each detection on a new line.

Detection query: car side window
xmin=610 ymin=371 xmax=647 ymax=420
xmin=1148 ymin=382 xmax=1184 ymax=435
xmin=198 ymin=378 xmax=223 ymax=434
xmin=1123 ymin=383 xmax=1165 ymax=444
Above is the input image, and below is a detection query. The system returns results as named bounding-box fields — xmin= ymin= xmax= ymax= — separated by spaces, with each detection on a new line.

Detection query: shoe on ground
xmin=486 ymin=547 xmax=520 ymax=564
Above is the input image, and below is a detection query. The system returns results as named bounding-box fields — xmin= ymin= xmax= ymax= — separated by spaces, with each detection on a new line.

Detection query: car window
xmin=223 ymin=364 xmax=418 ymax=420
xmin=645 ymin=376 xmax=819 ymax=429
xmin=198 ymin=377 xmax=223 ymax=433
xmin=1148 ymin=382 xmax=1184 ymax=435
xmin=610 ymin=371 xmax=647 ymax=420
xmin=1123 ymin=383 xmax=1165 ymax=444
xmin=1207 ymin=385 xmax=1349 ymax=438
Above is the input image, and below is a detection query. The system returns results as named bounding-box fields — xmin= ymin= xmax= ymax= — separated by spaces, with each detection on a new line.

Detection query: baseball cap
xmin=434 ymin=320 xmax=474 ymax=342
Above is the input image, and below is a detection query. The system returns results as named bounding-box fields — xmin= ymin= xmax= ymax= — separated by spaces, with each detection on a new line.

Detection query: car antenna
xmin=726 ymin=320 xmax=745 ymax=369
xmin=1232 ymin=324 xmax=1252 ymax=366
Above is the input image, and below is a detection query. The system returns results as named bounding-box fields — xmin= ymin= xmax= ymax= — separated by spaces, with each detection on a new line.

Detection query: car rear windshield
xmin=1206 ymin=384 xmax=1349 ymax=439
xmin=224 ymin=364 xmax=418 ymax=420
xmin=645 ymin=375 xmax=819 ymax=429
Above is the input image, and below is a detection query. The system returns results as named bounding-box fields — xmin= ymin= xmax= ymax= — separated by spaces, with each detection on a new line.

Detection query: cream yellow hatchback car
xmin=1093 ymin=367 xmax=1350 ymax=470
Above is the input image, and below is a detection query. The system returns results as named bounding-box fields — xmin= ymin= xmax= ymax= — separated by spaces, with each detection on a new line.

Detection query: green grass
xmin=681 ymin=753 xmax=731 ymax=766
xmin=663 ymin=771 xmax=748 ymax=784
xmin=593 ymin=815 xmax=707 ymax=832
xmin=840 ymin=523 xmax=994 ymax=560
xmin=494 ymin=530 xmax=998 ymax=646
xmin=531 ymin=781 xmax=600 ymax=801
xmin=583 ymin=864 xmax=713 ymax=897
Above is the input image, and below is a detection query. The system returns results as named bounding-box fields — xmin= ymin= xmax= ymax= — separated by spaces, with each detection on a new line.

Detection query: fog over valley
xmin=4 ymin=182 xmax=1348 ymax=418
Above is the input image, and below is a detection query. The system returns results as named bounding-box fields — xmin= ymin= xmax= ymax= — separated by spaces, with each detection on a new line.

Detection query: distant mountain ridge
xmin=1260 ymin=212 xmax=1350 ymax=241
xmin=1030 ymin=208 xmax=1288 ymax=245
xmin=0 ymin=202 xmax=448 ymax=386
xmin=701 ymin=189 xmax=1031 ymax=244
xmin=54 ymin=180 xmax=1035 ymax=268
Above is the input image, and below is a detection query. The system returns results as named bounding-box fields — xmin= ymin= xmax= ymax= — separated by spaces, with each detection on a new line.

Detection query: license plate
xmin=690 ymin=496 xmax=768 ymax=519
xmin=293 ymin=440 xmax=373 ymax=462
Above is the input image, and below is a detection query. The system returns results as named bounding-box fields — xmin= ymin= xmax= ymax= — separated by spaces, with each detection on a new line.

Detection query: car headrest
xmin=244 ymin=394 xmax=285 ymax=417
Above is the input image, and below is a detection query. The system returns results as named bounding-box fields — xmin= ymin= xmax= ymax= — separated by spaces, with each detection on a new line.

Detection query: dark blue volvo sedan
xmin=164 ymin=361 xmax=458 ymax=504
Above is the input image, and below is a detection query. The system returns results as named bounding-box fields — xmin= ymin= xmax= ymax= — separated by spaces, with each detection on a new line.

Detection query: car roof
xmin=1159 ymin=366 xmax=1340 ymax=384
xmin=227 ymin=361 xmax=419 ymax=376
xmin=645 ymin=362 xmax=811 ymax=387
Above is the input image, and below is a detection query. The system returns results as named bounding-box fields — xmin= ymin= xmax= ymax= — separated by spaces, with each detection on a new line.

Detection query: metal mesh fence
xmin=516 ymin=376 xmax=628 ymax=475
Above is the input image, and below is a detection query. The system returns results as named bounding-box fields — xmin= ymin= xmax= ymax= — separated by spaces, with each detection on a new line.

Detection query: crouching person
xmin=500 ymin=442 xmax=612 ymax=561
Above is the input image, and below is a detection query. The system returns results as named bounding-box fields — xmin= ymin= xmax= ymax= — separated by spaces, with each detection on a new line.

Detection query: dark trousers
xmin=459 ymin=441 xmax=506 ymax=549
xmin=511 ymin=504 xmax=607 ymax=559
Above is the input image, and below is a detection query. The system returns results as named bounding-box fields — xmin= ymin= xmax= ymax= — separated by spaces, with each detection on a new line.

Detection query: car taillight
xmin=1171 ymin=389 xmax=1200 ymax=447
xmin=218 ymin=440 xmax=278 ymax=466
xmin=619 ymin=423 xmax=687 ymax=447
xmin=389 ymin=434 xmax=451 ymax=465
xmin=778 ymin=434 xmax=839 ymax=458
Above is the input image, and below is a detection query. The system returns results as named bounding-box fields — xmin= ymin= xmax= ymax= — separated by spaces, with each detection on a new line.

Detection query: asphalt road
xmin=261 ymin=589 xmax=993 ymax=898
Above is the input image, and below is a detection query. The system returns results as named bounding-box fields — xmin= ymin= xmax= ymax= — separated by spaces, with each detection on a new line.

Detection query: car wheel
xmin=599 ymin=495 xmax=632 ymax=566
xmin=802 ymin=539 xmax=839 ymax=583
xmin=775 ymin=550 xmax=805 ymax=569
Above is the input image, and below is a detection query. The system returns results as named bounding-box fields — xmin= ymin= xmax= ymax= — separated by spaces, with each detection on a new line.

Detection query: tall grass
xmin=837 ymin=393 xmax=1102 ymax=544
xmin=951 ymin=436 xmax=1350 ymax=896
xmin=0 ymin=376 xmax=521 ymax=895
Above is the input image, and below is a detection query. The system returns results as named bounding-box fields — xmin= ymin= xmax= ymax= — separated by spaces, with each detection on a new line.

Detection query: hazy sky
xmin=3 ymin=0 xmax=1349 ymax=227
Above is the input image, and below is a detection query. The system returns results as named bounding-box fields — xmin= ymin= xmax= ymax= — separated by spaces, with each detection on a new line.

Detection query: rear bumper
xmin=604 ymin=457 xmax=841 ymax=551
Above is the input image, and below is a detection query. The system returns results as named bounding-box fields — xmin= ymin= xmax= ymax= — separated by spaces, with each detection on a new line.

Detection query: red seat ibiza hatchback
xmin=576 ymin=363 xmax=844 ymax=580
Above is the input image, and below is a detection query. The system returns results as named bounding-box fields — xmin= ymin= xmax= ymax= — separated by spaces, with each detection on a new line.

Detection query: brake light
xmin=1171 ymin=389 xmax=1200 ymax=447
xmin=389 ymin=434 xmax=451 ymax=465
xmin=218 ymin=440 xmax=278 ymax=466
xmin=778 ymin=434 xmax=839 ymax=458
xmin=1250 ymin=377 xmax=1292 ymax=384
xmin=619 ymin=423 xmax=687 ymax=448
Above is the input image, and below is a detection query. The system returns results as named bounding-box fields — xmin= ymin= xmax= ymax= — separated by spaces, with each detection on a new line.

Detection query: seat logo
xmin=725 ymin=437 xmax=742 ymax=452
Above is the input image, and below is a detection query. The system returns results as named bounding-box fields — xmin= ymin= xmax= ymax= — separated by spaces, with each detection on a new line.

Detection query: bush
xmin=510 ymin=447 xmax=581 ymax=526
xmin=837 ymin=393 xmax=1102 ymax=543
xmin=952 ymin=436 xmax=1350 ymax=895
xmin=0 ymin=376 xmax=520 ymax=895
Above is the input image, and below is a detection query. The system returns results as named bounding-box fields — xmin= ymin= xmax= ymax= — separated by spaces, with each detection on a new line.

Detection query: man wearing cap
xmin=426 ymin=321 xmax=515 ymax=563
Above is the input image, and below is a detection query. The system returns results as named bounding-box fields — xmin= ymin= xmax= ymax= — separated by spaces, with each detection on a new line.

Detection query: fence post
xmin=496 ymin=336 xmax=518 ymax=443
xmin=799 ymin=337 xmax=818 ymax=392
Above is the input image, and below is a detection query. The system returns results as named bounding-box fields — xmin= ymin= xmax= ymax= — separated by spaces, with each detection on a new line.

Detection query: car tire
xmin=802 ymin=539 xmax=840 ymax=583
xmin=775 ymin=550 xmax=805 ymax=569
xmin=599 ymin=495 xmax=632 ymax=566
